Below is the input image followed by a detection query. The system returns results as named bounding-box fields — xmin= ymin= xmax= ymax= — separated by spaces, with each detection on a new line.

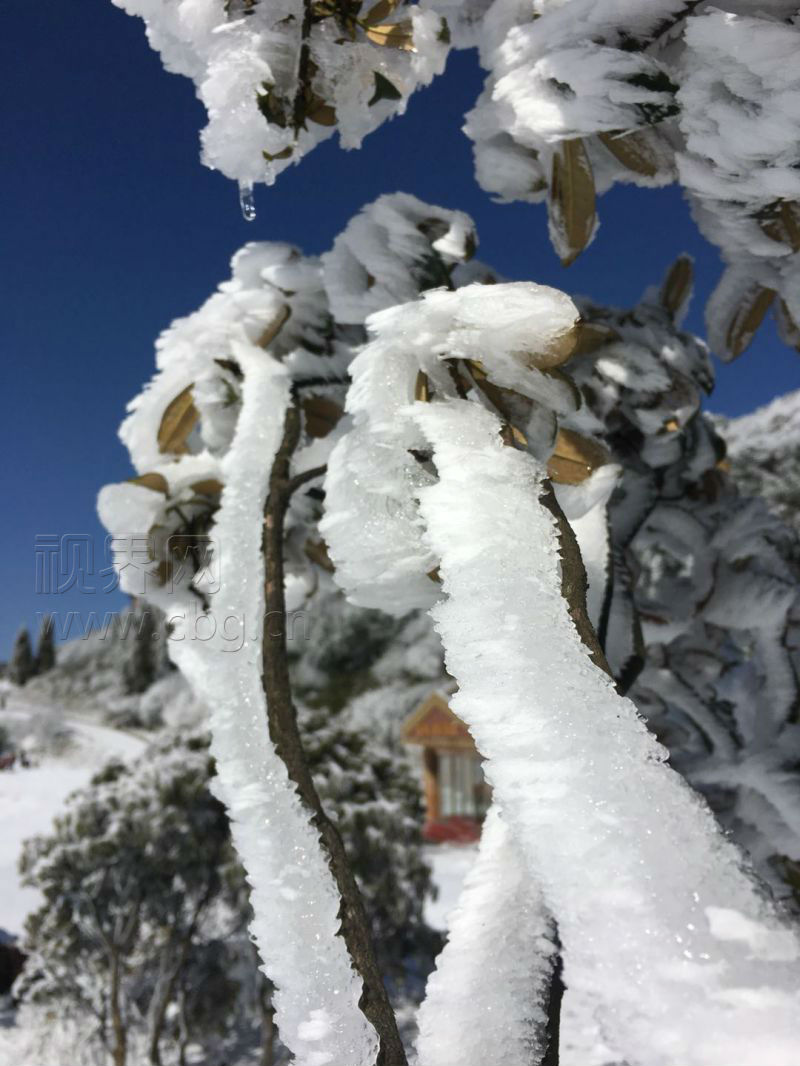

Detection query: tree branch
xmin=261 ymin=402 xmax=407 ymax=1066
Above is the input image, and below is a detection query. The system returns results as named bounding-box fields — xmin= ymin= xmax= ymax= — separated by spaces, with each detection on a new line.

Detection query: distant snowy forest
xmin=4 ymin=3 xmax=800 ymax=1066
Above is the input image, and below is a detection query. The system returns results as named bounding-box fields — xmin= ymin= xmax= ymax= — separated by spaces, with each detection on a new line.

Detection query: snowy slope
xmin=0 ymin=695 xmax=144 ymax=937
xmin=714 ymin=389 xmax=800 ymax=535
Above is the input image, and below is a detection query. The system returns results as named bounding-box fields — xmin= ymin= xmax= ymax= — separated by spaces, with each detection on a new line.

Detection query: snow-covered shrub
xmin=716 ymin=390 xmax=800 ymax=540
xmin=17 ymin=731 xmax=238 ymax=1066
xmin=98 ymin=191 xmax=800 ymax=1065
xmin=17 ymin=714 xmax=437 ymax=1065
xmin=562 ymin=262 xmax=800 ymax=911
xmin=110 ymin=0 xmax=800 ymax=361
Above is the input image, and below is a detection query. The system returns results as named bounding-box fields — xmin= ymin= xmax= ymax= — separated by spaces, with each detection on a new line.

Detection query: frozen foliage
xmin=98 ymin=193 xmax=476 ymax=1065
xmin=564 ymin=265 xmax=800 ymax=912
xmin=113 ymin=0 xmax=800 ymax=356
xmin=101 ymin=189 xmax=800 ymax=1063
xmin=321 ymin=281 xmax=581 ymax=612
xmin=321 ymin=259 xmax=800 ymax=1063
xmin=110 ymin=0 xmax=449 ymax=188
xmin=716 ymin=388 xmax=800 ymax=538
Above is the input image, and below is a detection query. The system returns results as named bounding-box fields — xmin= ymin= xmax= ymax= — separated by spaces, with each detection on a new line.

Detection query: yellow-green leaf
xmin=547 ymin=428 xmax=610 ymax=485
xmin=128 ymin=472 xmax=169 ymax=494
xmin=158 ymin=387 xmax=198 ymax=455
xmin=365 ymin=19 xmax=414 ymax=50
xmin=362 ymin=0 xmax=400 ymax=26
xmin=414 ymin=370 xmax=431 ymax=403
xmin=191 ymin=479 xmax=224 ymax=496
xmin=598 ymin=129 xmax=659 ymax=178
xmin=659 ymin=255 xmax=693 ymax=319
xmin=725 ymin=285 xmax=776 ymax=360
xmin=570 ymin=322 xmax=619 ymax=356
xmin=302 ymin=395 xmax=343 ymax=438
xmin=756 ymin=201 xmax=800 ymax=253
xmin=548 ymin=139 xmax=596 ymax=267
xmin=256 ymin=305 xmax=291 ymax=350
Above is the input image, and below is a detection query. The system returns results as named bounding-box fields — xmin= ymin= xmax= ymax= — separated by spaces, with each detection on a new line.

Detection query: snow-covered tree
xmin=18 ymin=731 xmax=237 ymax=1066
xmin=7 ymin=627 xmax=36 ymax=687
xmin=35 ymin=615 xmax=56 ymax=676
xmin=716 ymin=390 xmax=800 ymax=540
xmin=98 ymin=188 xmax=800 ymax=1066
xmin=557 ymin=258 xmax=800 ymax=912
xmin=18 ymin=710 xmax=437 ymax=1065
xmin=122 ymin=608 xmax=158 ymax=695
xmin=112 ymin=0 xmax=800 ymax=361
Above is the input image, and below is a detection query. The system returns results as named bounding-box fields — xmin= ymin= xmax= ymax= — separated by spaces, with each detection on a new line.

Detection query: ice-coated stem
xmin=262 ymin=398 xmax=408 ymax=1066
xmin=171 ymin=348 xmax=380 ymax=1066
xmin=416 ymin=806 xmax=561 ymax=1066
xmin=411 ymin=398 xmax=800 ymax=1066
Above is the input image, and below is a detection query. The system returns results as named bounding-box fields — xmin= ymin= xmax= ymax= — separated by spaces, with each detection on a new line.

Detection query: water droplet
xmin=239 ymin=182 xmax=256 ymax=222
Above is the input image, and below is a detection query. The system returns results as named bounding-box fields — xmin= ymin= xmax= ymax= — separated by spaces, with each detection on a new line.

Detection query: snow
xmin=417 ymin=808 xmax=556 ymax=1066
xmin=421 ymin=843 xmax=477 ymax=932
xmin=322 ymin=280 xmax=580 ymax=613
xmin=412 ymin=397 xmax=800 ymax=1066
xmin=0 ymin=697 xmax=144 ymax=938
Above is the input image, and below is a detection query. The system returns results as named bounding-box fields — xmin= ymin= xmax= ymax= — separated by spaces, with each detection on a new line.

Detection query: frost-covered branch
xmin=323 ymin=280 xmax=800 ymax=1066
xmin=111 ymin=0 xmax=800 ymax=359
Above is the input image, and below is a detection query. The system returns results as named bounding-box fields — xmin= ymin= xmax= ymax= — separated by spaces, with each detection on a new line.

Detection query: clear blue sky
xmin=1 ymin=0 xmax=798 ymax=655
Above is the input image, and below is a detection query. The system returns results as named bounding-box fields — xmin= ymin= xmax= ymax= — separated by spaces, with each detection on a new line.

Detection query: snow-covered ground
xmin=1 ymin=689 xmax=475 ymax=945
xmin=0 ymin=696 xmax=144 ymax=938
xmin=423 ymin=844 xmax=478 ymax=933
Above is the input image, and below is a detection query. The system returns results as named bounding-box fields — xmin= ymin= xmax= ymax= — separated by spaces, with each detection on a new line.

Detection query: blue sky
xmin=1 ymin=0 xmax=798 ymax=654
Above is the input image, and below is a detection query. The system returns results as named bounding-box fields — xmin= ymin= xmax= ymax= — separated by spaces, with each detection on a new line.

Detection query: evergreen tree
xmin=34 ymin=615 xmax=55 ymax=675
xmin=18 ymin=719 xmax=436 ymax=1064
xmin=18 ymin=731 xmax=237 ymax=1066
xmin=7 ymin=627 xmax=35 ymax=687
xmin=122 ymin=607 xmax=157 ymax=695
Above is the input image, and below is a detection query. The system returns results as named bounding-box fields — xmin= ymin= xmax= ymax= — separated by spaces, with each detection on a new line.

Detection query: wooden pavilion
xmin=403 ymin=691 xmax=490 ymax=843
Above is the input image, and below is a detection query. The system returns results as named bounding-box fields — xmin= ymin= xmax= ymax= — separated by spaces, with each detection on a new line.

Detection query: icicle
xmin=239 ymin=181 xmax=256 ymax=222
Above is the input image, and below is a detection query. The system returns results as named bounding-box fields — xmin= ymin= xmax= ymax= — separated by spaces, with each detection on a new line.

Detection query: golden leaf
xmin=191 ymin=479 xmax=224 ymax=496
xmin=570 ymin=322 xmax=618 ymax=356
xmin=598 ymin=129 xmax=659 ymax=178
xmin=548 ymin=139 xmax=596 ymax=267
xmin=158 ymin=387 xmax=198 ymax=455
xmin=256 ymin=305 xmax=291 ymax=349
xmin=302 ymin=395 xmax=343 ymax=438
xmin=500 ymin=423 xmax=528 ymax=449
xmin=128 ymin=472 xmax=169 ymax=494
xmin=659 ymin=255 xmax=693 ymax=318
xmin=776 ymin=298 xmax=800 ymax=353
xmin=306 ymin=99 xmax=337 ymax=126
xmin=756 ymin=201 xmax=800 ymax=253
xmin=663 ymin=418 xmax=680 ymax=433
xmin=365 ymin=19 xmax=415 ymax=50
xmin=362 ymin=0 xmax=400 ymax=26
xmin=724 ymin=285 xmax=775 ymax=360
xmin=304 ymin=538 xmax=334 ymax=573
xmin=415 ymin=370 xmax=431 ymax=402
xmin=547 ymin=428 xmax=610 ymax=485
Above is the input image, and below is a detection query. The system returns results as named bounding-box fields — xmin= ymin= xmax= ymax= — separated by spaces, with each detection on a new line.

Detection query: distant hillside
xmin=713 ymin=389 xmax=800 ymax=536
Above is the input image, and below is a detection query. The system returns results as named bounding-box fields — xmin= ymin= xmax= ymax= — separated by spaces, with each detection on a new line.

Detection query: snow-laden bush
xmin=111 ymin=0 xmax=800 ymax=361
xmin=17 ymin=721 xmax=436 ymax=1066
xmin=98 ymin=191 xmax=800 ymax=1066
